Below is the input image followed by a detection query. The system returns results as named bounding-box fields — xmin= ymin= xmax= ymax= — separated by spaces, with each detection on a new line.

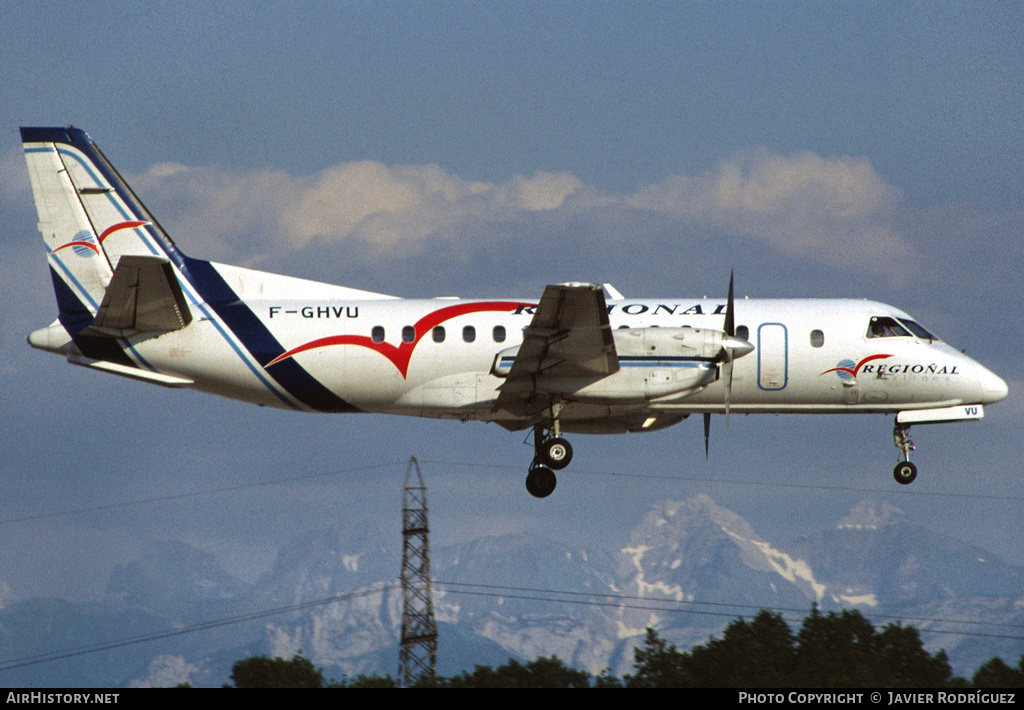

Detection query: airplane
xmin=20 ymin=126 xmax=1009 ymax=498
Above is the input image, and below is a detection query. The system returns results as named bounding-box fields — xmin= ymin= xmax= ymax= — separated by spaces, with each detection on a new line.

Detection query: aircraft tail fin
xmin=21 ymin=126 xmax=186 ymax=327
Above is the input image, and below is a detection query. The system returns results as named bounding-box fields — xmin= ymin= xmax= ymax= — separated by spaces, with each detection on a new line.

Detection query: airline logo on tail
xmin=52 ymin=230 xmax=101 ymax=258
xmin=48 ymin=221 xmax=150 ymax=259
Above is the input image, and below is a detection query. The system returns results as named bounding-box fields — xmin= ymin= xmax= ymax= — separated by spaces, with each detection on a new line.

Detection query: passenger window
xmin=463 ymin=325 xmax=476 ymax=343
xmin=493 ymin=325 xmax=506 ymax=343
xmin=810 ymin=329 xmax=824 ymax=348
xmin=867 ymin=316 xmax=910 ymax=338
xmin=736 ymin=325 xmax=749 ymax=341
xmin=402 ymin=325 xmax=415 ymax=343
xmin=432 ymin=326 xmax=445 ymax=343
xmin=371 ymin=326 xmax=385 ymax=343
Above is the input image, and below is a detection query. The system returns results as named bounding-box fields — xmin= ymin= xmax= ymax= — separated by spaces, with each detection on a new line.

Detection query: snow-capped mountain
xmin=1 ymin=495 xmax=1021 ymax=686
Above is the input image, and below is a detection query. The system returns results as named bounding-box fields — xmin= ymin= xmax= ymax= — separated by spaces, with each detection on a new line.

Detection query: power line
xmin=435 ymin=581 xmax=1024 ymax=636
xmin=5 ymin=577 xmax=1023 ymax=674
xmin=418 ymin=458 xmax=1024 ymax=503
xmin=0 ymin=461 xmax=403 ymax=527
xmin=2 ymin=457 xmax=1020 ymax=528
xmin=0 ymin=585 xmax=394 ymax=673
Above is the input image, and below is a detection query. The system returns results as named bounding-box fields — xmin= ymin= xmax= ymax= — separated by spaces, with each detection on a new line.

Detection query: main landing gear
xmin=892 ymin=420 xmax=917 ymax=485
xmin=525 ymin=423 xmax=573 ymax=498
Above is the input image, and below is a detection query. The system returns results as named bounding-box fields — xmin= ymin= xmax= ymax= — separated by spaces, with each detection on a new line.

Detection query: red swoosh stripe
xmin=99 ymin=221 xmax=149 ymax=243
xmin=267 ymin=300 xmax=532 ymax=378
xmin=51 ymin=240 xmax=101 ymax=256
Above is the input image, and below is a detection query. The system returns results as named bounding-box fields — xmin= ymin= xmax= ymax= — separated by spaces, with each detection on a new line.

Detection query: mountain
xmin=1 ymin=495 xmax=1021 ymax=686
xmin=106 ymin=540 xmax=250 ymax=620
xmin=794 ymin=500 xmax=1024 ymax=604
xmin=789 ymin=499 xmax=1024 ymax=673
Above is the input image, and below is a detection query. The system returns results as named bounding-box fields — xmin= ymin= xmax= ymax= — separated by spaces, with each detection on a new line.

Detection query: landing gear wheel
xmin=893 ymin=461 xmax=917 ymax=485
xmin=526 ymin=466 xmax=557 ymax=498
xmin=539 ymin=437 xmax=573 ymax=470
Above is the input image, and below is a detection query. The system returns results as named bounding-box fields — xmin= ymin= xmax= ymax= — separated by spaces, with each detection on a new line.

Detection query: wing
xmin=494 ymin=282 xmax=618 ymax=418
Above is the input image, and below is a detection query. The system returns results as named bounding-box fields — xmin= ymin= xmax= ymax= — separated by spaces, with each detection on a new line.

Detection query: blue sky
xmin=1 ymin=0 xmax=1022 ymax=629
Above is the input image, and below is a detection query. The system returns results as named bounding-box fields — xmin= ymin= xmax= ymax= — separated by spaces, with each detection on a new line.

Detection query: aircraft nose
xmin=978 ymin=366 xmax=1009 ymax=405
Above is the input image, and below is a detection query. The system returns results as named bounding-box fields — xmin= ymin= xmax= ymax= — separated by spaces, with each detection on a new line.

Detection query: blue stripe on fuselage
xmin=183 ymin=258 xmax=362 ymax=413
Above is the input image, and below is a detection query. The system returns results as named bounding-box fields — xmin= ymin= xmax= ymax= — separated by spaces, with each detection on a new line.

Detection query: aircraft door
xmin=757 ymin=323 xmax=788 ymax=390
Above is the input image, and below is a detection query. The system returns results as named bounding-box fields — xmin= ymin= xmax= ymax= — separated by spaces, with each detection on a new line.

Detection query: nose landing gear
xmin=892 ymin=420 xmax=917 ymax=485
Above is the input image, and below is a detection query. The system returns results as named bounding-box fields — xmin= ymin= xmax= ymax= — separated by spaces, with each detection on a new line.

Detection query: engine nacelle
xmin=493 ymin=326 xmax=730 ymax=403
xmin=569 ymin=326 xmax=723 ymax=402
xmin=612 ymin=325 xmax=726 ymax=362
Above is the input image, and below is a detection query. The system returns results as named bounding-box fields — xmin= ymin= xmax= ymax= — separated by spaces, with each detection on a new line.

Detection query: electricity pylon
xmin=398 ymin=457 xmax=437 ymax=687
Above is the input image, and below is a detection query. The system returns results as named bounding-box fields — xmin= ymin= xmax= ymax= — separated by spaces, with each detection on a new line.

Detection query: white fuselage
xmin=58 ymin=261 xmax=1003 ymax=435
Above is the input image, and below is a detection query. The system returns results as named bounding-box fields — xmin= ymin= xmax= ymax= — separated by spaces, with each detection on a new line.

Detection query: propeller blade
xmin=720 ymin=269 xmax=744 ymax=426
xmin=724 ymin=269 xmax=735 ymax=337
xmin=724 ymin=359 xmax=733 ymax=427
xmin=703 ymin=412 xmax=711 ymax=460
xmin=711 ymin=270 xmax=750 ymax=435
xmin=717 ymin=270 xmax=753 ymax=362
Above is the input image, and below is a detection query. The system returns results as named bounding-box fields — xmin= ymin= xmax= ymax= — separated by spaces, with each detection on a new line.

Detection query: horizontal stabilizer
xmin=85 ymin=256 xmax=193 ymax=337
xmin=68 ymin=354 xmax=194 ymax=388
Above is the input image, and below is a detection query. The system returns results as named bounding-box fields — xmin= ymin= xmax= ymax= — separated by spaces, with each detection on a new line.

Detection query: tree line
xmin=225 ymin=607 xmax=1024 ymax=688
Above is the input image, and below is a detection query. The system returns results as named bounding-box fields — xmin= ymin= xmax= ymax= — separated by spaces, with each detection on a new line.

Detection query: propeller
xmin=723 ymin=271 xmax=737 ymax=425
xmin=718 ymin=270 xmax=754 ymax=423
xmin=704 ymin=270 xmax=754 ymax=457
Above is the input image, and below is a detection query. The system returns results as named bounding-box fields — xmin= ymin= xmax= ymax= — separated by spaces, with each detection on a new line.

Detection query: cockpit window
xmin=867 ymin=316 xmax=939 ymax=341
xmin=867 ymin=316 xmax=910 ymax=338
xmin=898 ymin=319 xmax=937 ymax=341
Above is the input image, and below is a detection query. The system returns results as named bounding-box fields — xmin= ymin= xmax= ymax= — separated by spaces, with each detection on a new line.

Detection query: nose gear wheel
xmin=892 ymin=420 xmax=918 ymax=485
xmin=893 ymin=460 xmax=918 ymax=485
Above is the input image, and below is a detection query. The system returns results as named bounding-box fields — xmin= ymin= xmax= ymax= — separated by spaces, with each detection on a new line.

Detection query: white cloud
xmin=509 ymin=172 xmax=587 ymax=211
xmin=129 ymin=654 xmax=199 ymax=688
xmin=124 ymin=148 xmax=914 ymax=273
xmin=130 ymin=162 xmax=300 ymax=264
xmin=132 ymin=160 xmax=595 ymax=260
xmin=626 ymin=148 xmax=912 ymax=265
xmin=282 ymin=161 xmax=471 ymax=249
